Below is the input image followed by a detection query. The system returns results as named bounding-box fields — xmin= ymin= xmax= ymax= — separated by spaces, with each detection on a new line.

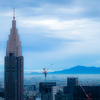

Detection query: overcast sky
xmin=0 ymin=0 xmax=100 ymax=73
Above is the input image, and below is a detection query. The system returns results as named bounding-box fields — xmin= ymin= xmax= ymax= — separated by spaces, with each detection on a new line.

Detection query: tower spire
xmin=13 ymin=8 xmax=15 ymax=20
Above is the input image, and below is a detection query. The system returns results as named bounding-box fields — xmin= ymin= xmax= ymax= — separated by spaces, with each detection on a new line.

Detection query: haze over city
xmin=0 ymin=0 xmax=100 ymax=73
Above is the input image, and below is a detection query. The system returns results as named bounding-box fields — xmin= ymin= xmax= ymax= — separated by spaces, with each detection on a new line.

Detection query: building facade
xmin=64 ymin=77 xmax=78 ymax=94
xmin=73 ymin=86 xmax=100 ymax=100
xmin=55 ymin=91 xmax=66 ymax=100
xmin=4 ymin=9 xmax=24 ymax=100
xmin=67 ymin=77 xmax=78 ymax=87
xmin=39 ymin=82 xmax=56 ymax=100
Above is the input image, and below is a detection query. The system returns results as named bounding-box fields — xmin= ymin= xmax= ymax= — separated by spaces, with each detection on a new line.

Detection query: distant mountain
xmin=27 ymin=65 xmax=100 ymax=75
xmin=49 ymin=65 xmax=100 ymax=74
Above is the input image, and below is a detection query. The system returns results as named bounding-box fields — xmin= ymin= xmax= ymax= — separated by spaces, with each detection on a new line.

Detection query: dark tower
xmin=4 ymin=9 xmax=24 ymax=100
xmin=67 ymin=77 xmax=78 ymax=87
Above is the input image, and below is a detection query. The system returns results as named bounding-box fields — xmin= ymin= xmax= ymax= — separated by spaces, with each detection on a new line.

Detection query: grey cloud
xmin=1 ymin=0 xmax=100 ymax=21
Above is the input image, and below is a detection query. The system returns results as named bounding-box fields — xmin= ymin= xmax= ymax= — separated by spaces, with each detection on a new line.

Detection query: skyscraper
xmin=63 ymin=77 xmax=78 ymax=100
xmin=39 ymin=82 xmax=56 ymax=100
xmin=67 ymin=77 xmax=78 ymax=87
xmin=55 ymin=91 xmax=66 ymax=100
xmin=4 ymin=9 xmax=24 ymax=100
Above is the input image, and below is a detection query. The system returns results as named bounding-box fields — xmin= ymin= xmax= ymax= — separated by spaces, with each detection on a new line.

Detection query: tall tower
xmin=39 ymin=82 xmax=56 ymax=100
xmin=67 ymin=77 xmax=78 ymax=87
xmin=4 ymin=9 xmax=24 ymax=100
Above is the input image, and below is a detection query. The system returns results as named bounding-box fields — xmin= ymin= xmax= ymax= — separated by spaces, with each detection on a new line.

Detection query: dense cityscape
xmin=1 ymin=1 xmax=100 ymax=100
xmin=0 ymin=74 xmax=100 ymax=99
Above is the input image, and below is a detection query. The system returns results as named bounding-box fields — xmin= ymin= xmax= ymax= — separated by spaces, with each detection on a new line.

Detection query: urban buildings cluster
xmin=0 ymin=9 xmax=100 ymax=100
xmin=38 ymin=77 xmax=100 ymax=100
xmin=1 ymin=76 xmax=100 ymax=100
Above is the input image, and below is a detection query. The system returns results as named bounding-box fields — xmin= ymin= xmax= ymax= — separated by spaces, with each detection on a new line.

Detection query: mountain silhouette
xmin=48 ymin=65 xmax=100 ymax=74
xmin=27 ymin=65 xmax=100 ymax=75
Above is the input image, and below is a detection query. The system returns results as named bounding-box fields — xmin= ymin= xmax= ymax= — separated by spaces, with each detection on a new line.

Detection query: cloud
xmin=18 ymin=18 xmax=100 ymax=42
xmin=0 ymin=0 xmax=100 ymax=71
xmin=55 ymin=6 xmax=84 ymax=14
xmin=23 ymin=38 xmax=100 ymax=70
xmin=0 ymin=12 xmax=12 ymax=17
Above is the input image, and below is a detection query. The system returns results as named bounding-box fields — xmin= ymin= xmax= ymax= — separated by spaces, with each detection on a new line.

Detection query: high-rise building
xmin=67 ymin=77 xmax=78 ymax=87
xmin=39 ymin=82 xmax=56 ymax=100
xmin=55 ymin=91 xmax=66 ymax=100
xmin=63 ymin=77 xmax=78 ymax=100
xmin=73 ymin=86 xmax=100 ymax=100
xmin=55 ymin=89 xmax=73 ymax=100
xmin=4 ymin=9 xmax=24 ymax=100
xmin=64 ymin=77 xmax=78 ymax=94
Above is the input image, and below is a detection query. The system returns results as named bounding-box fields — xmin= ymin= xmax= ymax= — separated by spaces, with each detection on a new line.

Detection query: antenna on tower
xmin=13 ymin=8 xmax=15 ymax=20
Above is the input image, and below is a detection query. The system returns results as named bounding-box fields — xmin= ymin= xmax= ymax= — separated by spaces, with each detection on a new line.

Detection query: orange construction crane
xmin=78 ymin=82 xmax=91 ymax=100
xmin=43 ymin=63 xmax=53 ymax=82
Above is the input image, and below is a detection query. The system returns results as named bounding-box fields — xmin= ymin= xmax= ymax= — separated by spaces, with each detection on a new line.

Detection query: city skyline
xmin=0 ymin=0 xmax=100 ymax=73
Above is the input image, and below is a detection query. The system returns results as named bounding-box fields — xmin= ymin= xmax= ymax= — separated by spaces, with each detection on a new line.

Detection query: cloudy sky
xmin=0 ymin=0 xmax=100 ymax=73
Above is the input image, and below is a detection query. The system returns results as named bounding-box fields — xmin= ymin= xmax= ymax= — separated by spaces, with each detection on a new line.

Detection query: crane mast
xmin=43 ymin=63 xmax=53 ymax=82
xmin=78 ymin=82 xmax=91 ymax=100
